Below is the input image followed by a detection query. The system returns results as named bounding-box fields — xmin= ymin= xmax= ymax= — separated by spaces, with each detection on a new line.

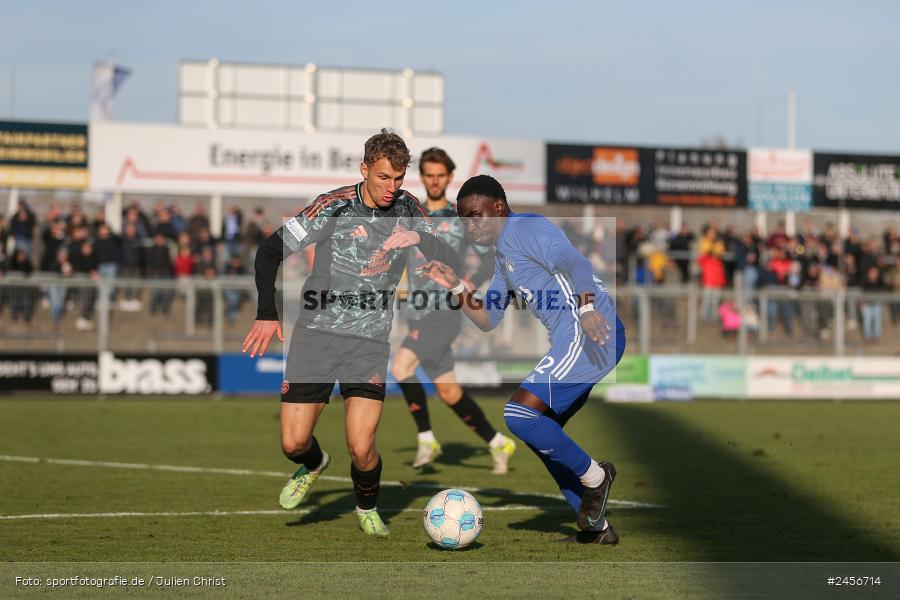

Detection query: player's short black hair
xmin=419 ymin=147 xmax=456 ymax=175
xmin=457 ymin=174 xmax=507 ymax=203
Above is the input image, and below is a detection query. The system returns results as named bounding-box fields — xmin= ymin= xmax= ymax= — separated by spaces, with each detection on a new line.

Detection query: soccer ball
xmin=423 ymin=489 xmax=483 ymax=549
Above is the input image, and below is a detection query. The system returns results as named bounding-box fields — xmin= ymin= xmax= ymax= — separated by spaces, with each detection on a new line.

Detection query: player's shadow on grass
xmin=440 ymin=442 xmax=492 ymax=470
xmin=397 ymin=442 xmax=492 ymax=471
xmin=505 ymin=509 xmax=579 ymax=536
xmin=285 ymin=489 xmax=349 ymax=527
xmin=461 ymin=488 xmax=578 ymax=536
xmin=286 ymin=485 xmax=426 ymax=528
xmin=599 ymin=403 xmax=900 ymax=562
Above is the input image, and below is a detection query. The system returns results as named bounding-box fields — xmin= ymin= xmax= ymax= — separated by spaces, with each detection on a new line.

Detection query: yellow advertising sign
xmin=0 ymin=120 xmax=88 ymax=190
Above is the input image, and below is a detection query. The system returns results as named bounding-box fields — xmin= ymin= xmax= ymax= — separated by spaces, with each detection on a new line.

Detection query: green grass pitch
xmin=1 ymin=397 xmax=899 ymax=598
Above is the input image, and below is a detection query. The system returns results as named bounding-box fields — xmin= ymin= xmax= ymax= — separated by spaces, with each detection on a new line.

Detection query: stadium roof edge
xmin=177 ymin=58 xmax=442 ymax=77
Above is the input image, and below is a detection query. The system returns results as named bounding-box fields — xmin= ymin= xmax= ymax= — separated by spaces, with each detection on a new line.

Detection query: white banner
xmin=748 ymin=148 xmax=813 ymax=212
xmin=746 ymin=356 xmax=900 ymax=399
xmin=89 ymin=121 xmax=546 ymax=204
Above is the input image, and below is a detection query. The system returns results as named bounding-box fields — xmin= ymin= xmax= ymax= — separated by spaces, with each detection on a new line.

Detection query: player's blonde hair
xmin=364 ymin=128 xmax=411 ymax=171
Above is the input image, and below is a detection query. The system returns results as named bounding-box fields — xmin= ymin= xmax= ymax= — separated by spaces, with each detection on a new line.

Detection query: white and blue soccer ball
xmin=423 ymin=489 xmax=483 ymax=549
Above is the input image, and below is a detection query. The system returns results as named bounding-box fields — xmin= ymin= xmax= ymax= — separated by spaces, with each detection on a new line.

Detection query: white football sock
xmin=417 ymin=431 xmax=436 ymax=443
xmin=589 ymin=518 xmax=609 ymax=531
xmin=488 ymin=432 xmax=505 ymax=448
xmin=580 ymin=460 xmax=606 ymax=488
xmin=356 ymin=506 xmax=377 ymax=514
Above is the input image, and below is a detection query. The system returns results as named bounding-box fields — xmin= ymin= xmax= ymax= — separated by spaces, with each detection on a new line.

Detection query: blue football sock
xmin=503 ymin=402 xmax=592 ymax=508
xmin=525 ymin=442 xmax=584 ymax=511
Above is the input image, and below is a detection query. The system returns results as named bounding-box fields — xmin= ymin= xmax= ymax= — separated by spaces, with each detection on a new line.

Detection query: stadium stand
xmin=2 ymin=196 xmax=899 ymax=357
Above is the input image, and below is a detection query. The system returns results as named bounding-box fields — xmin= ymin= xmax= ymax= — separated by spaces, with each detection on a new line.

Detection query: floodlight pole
xmin=8 ymin=23 xmax=15 ymax=118
xmin=787 ymin=87 xmax=797 ymax=150
xmin=755 ymin=96 xmax=764 ymax=147
xmin=753 ymin=65 xmax=767 ymax=237
xmin=785 ymin=86 xmax=797 ymax=237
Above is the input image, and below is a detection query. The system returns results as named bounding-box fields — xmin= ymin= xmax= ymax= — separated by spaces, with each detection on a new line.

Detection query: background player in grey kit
xmin=390 ymin=148 xmax=516 ymax=473
xmin=242 ymin=130 xmax=459 ymax=537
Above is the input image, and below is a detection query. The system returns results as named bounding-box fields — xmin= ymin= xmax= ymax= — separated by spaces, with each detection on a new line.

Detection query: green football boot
xmin=490 ymin=435 xmax=517 ymax=475
xmin=279 ymin=452 xmax=330 ymax=510
xmin=356 ymin=509 xmax=389 ymax=537
xmin=412 ymin=438 xmax=442 ymax=468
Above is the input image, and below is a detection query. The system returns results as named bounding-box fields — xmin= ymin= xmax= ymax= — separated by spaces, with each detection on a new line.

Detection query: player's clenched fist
xmin=242 ymin=319 xmax=284 ymax=357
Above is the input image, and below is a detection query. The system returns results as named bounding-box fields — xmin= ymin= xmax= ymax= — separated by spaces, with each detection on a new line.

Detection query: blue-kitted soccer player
xmin=418 ymin=175 xmax=626 ymax=544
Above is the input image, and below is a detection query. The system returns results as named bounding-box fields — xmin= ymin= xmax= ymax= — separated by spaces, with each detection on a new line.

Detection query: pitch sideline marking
xmin=0 ymin=505 xmax=568 ymax=521
xmin=0 ymin=454 xmax=664 ymax=510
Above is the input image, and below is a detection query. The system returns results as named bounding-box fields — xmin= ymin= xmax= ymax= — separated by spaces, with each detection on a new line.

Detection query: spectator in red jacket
xmin=698 ymin=250 xmax=726 ymax=323
xmin=173 ymin=245 xmax=196 ymax=278
xmin=767 ymin=247 xmax=793 ymax=285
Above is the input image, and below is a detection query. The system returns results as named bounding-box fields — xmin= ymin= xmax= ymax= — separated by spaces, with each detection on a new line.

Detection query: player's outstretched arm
xmin=243 ymin=231 xmax=286 ymax=357
xmin=417 ymin=260 xmax=494 ymax=331
xmin=242 ymin=194 xmax=339 ymax=358
xmin=383 ymin=229 xmax=462 ymax=272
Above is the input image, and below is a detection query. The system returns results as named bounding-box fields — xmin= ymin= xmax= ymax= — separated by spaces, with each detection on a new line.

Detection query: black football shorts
xmin=400 ymin=311 xmax=462 ymax=379
xmin=282 ymin=327 xmax=390 ymax=403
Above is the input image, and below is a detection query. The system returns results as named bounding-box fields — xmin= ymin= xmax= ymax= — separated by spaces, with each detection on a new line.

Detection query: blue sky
xmin=3 ymin=0 xmax=899 ymax=153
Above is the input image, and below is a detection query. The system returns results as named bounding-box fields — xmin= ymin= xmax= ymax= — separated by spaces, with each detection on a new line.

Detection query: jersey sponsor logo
xmin=357 ymin=223 xmax=406 ymax=276
xmin=284 ymin=217 xmax=308 ymax=243
xmin=351 ymin=224 xmax=368 ymax=239
xmin=359 ymin=247 xmax=392 ymax=276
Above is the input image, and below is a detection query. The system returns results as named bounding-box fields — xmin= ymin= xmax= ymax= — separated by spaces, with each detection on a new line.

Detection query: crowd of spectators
xmin=614 ymin=218 xmax=900 ymax=342
xmin=4 ymin=201 xmax=900 ymax=343
xmin=0 ymin=200 xmax=274 ymax=330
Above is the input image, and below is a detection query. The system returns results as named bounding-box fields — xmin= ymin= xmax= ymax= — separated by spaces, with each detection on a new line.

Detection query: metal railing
xmin=1 ymin=274 xmax=899 ymax=357
xmin=616 ymin=284 xmax=900 ymax=356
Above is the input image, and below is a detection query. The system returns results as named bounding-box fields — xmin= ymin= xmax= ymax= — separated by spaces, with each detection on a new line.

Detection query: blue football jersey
xmin=483 ymin=213 xmax=617 ymax=338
